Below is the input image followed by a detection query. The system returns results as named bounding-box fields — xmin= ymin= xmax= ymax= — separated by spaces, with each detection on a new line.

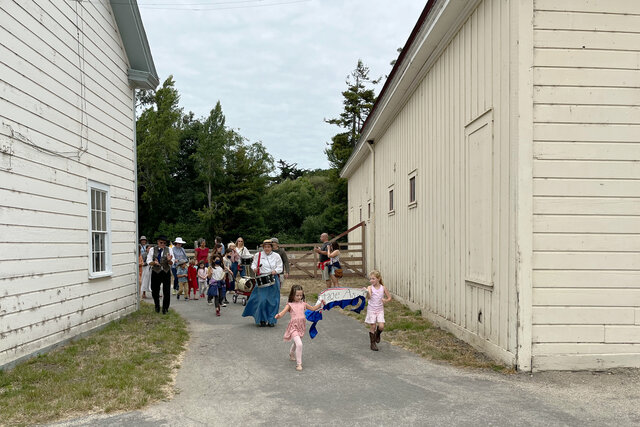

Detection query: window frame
xmin=388 ymin=185 xmax=395 ymax=215
xmin=408 ymin=169 xmax=417 ymax=209
xmin=88 ymin=180 xmax=112 ymax=279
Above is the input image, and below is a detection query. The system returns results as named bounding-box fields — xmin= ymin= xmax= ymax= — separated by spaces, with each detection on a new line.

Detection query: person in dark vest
xmin=146 ymin=235 xmax=174 ymax=314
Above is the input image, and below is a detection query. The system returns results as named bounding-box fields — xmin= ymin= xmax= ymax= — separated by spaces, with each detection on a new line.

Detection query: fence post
xmin=361 ymin=221 xmax=366 ymax=274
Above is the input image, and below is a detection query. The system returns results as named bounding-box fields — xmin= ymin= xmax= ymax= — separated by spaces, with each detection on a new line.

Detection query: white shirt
xmin=252 ymin=250 xmax=283 ymax=275
xmin=235 ymin=246 xmax=251 ymax=258
xmin=209 ymin=265 xmax=225 ymax=281
xmin=146 ymin=246 xmax=175 ymax=265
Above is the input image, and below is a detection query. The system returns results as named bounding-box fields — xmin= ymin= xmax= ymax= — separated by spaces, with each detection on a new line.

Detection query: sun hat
xmin=178 ymin=259 xmax=188 ymax=265
xmin=262 ymin=239 xmax=273 ymax=245
xmin=270 ymin=237 xmax=279 ymax=244
xmin=139 ymin=236 xmax=147 ymax=241
xmin=174 ymin=237 xmax=186 ymax=244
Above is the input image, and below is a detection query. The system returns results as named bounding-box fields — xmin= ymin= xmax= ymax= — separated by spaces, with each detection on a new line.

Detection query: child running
xmin=207 ymin=258 xmax=225 ymax=316
xmin=275 ymin=284 xmax=324 ymax=371
xmin=364 ymin=270 xmax=391 ymax=351
xmin=188 ymin=258 xmax=198 ymax=300
xmin=197 ymin=261 xmax=208 ymax=299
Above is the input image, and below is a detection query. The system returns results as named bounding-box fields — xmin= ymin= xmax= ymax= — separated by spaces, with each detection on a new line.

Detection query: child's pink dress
xmin=283 ymin=301 xmax=307 ymax=341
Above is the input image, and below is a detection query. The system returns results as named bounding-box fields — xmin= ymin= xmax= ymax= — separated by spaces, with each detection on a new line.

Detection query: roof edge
xmin=110 ymin=0 xmax=159 ymax=90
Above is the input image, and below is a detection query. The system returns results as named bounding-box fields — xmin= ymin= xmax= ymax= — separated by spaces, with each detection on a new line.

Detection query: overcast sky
xmin=138 ymin=0 xmax=425 ymax=170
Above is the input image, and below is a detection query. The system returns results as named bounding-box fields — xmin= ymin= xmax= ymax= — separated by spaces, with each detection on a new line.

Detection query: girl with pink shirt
xmin=364 ymin=270 xmax=391 ymax=351
xmin=275 ymin=285 xmax=324 ymax=371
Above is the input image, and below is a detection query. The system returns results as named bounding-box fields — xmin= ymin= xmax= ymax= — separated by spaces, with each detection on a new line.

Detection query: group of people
xmin=138 ymin=233 xmax=388 ymax=371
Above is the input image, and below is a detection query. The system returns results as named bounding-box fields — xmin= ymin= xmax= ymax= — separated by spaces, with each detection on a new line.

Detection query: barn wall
xmin=349 ymin=0 xmax=519 ymax=364
xmin=0 ymin=0 xmax=138 ymax=366
xmin=531 ymin=0 xmax=640 ymax=370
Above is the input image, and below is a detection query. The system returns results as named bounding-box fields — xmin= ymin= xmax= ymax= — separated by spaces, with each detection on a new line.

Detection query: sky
xmin=137 ymin=0 xmax=426 ymax=170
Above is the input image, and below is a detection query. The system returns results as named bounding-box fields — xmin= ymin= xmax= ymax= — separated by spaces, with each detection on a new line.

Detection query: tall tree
xmin=136 ymin=76 xmax=182 ymax=236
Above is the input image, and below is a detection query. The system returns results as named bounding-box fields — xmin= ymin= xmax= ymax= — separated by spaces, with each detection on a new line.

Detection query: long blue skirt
xmin=242 ymin=276 xmax=280 ymax=325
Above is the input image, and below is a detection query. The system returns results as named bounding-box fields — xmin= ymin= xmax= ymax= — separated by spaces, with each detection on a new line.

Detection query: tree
xmin=274 ymin=159 xmax=307 ymax=183
xmin=325 ymin=60 xmax=379 ymax=148
xmin=136 ymin=76 xmax=182 ymax=236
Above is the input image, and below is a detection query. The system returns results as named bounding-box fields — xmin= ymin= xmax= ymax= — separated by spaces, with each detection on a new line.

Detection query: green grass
xmin=0 ymin=302 xmax=189 ymax=426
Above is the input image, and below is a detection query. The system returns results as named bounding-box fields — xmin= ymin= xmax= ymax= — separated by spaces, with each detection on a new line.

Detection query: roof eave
xmin=110 ymin=0 xmax=159 ymax=90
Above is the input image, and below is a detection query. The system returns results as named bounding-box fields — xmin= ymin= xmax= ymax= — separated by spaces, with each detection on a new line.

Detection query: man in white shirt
xmin=146 ymin=235 xmax=174 ymax=314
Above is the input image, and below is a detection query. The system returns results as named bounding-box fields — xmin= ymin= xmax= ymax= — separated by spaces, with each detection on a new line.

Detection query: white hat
xmin=270 ymin=237 xmax=279 ymax=244
xmin=174 ymin=237 xmax=186 ymax=244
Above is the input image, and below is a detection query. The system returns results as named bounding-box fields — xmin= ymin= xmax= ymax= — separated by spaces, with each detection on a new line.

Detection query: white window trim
xmin=408 ymin=169 xmax=418 ymax=209
xmin=88 ymin=180 xmax=112 ymax=279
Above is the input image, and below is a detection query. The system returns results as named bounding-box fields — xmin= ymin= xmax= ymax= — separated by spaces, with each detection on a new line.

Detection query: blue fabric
xmin=242 ymin=276 xmax=281 ymax=325
xmin=305 ymin=295 xmax=366 ymax=339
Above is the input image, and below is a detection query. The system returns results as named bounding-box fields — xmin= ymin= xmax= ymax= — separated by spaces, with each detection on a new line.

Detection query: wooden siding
xmin=347 ymin=155 xmax=372 ymax=270
xmin=348 ymin=0 xmax=518 ymax=364
xmin=0 ymin=0 xmax=138 ymax=366
xmin=531 ymin=0 xmax=640 ymax=370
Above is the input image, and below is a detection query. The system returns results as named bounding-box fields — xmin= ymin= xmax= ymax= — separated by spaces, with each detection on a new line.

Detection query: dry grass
xmin=284 ymin=277 xmax=513 ymax=373
xmin=0 ymin=302 xmax=189 ymax=426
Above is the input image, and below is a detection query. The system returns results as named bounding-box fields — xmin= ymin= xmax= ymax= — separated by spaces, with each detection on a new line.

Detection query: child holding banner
xmin=275 ymin=284 xmax=324 ymax=371
xmin=364 ymin=270 xmax=391 ymax=351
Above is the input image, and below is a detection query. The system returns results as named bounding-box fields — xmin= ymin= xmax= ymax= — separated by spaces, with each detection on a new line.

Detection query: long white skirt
xmin=140 ymin=265 xmax=152 ymax=294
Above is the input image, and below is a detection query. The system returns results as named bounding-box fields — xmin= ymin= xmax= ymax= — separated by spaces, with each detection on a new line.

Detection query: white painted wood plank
xmin=535 ymin=123 xmax=640 ymax=143
xmin=533 ymin=269 xmax=640 ymax=288
xmin=636 ymin=308 xmax=640 ymax=325
xmin=533 ymin=179 xmax=640 ymax=197
xmin=0 ymin=304 xmax=136 ymax=366
xmin=535 ymin=48 xmax=640 ymax=70
xmin=533 ymin=233 xmax=640 ymax=252
xmin=532 ymin=325 xmax=605 ymax=343
xmin=534 ymin=67 xmax=640 ymax=88
xmin=535 ymin=0 xmax=640 ymax=16
xmin=533 ymin=343 xmax=640 ymax=356
xmin=534 ymin=105 xmax=640 ymax=126
xmin=533 ymin=307 xmax=635 ymax=325
xmin=534 ymin=10 xmax=640 ymax=32
xmin=534 ymin=197 xmax=640 ymax=215
xmin=534 ymin=86 xmax=640 ymax=106
xmin=533 ymin=288 xmax=640 ymax=307
xmin=605 ymin=326 xmax=640 ymax=343
xmin=533 ymin=160 xmax=640 ymax=179
xmin=533 ymin=215 xmax=640 ymax=233
xmin=534 ymin=29 xmax=640 ymax=51
xmin=534 ymin=252 xmax=639 ymax=270
xmin=534 ymin=142 xmax=640 ymax=161
xmin=533 ymin=353 xmax=640 ymax=370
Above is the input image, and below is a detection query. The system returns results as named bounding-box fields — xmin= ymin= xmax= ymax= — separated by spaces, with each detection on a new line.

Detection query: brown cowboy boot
xmin=369 ymin=332 xmax=378 ymax=351
xmin=375 ymin=327 xmax=382 ymax=343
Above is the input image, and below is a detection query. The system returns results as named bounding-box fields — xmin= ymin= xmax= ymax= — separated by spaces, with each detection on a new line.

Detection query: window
xmin=388 ymin=187 xmax=394 ymax=214
xmin=408 ymin=169 xmax=417 ymax=208
xmin=359 ymin=206 xmax=362 ymax=222
xmin=367 ymin=201 xmax=371 ymax=220
xmin=88 ymin=181 xmax=111 ymax=278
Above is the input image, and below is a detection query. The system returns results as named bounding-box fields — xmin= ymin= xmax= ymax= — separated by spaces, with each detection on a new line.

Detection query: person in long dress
xmin=242 ymin=239 xmax=283 ymax=327
xmin=139 ymin=236 xmax=152 ymax=299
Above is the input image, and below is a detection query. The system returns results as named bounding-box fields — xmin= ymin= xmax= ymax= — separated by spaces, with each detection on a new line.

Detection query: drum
xmin=255 ymin=274 xmax=276 ymax=287
xmin=236 ymin=276 xmax=255 ymax=292
xmin=240 ymin=256 xmax=253 ymax=266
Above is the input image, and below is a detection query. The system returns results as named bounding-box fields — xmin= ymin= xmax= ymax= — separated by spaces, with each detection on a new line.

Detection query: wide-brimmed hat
xmin=262 ymin=239 xmax=273 ymax=245
xmin=139 ymin=235 xmax=147 ymax=241
xmin=174 ymin=237 xmax=186 ymax=244
xmin=270 ymin=237 xmax=279 ymax=244
xmin=178 ymin=259 xmax=188 ymax=265
xmin=156 ymin=235 xmax=168 ymax=243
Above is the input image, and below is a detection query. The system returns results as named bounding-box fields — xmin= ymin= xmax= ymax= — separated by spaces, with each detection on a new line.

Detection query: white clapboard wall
xmin=0 ymin=0 xmax=138 ymax=366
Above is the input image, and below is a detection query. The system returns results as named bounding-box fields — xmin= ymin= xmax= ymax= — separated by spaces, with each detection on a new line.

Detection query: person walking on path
xmin=271 ymin=237 xmax=289 ymax=283
xmin=197 ymin=261 xmax=208 ymax=299
xmin=363 ymin=270 xmax=391 ymax=351
xmin=226 ymin=242 xmax=239 ymax=292
xmin=195 ymin=238 xmax=209 ymax=267
xmin=275 ymin=284 xmax=324 ymax=371
xmin=234 ymin=237 xmax=251 ymax=277
xmin=242 ymin=239 xmax=283 ymax=327
xmin=176 ymin=260 xmax=189 ymax=300
xmin=187 ymin=258 xmax=198 ymax=300
xmin=146 ymin=235 xmax=174 ymax=314
xmin=314 ymin=233 xmax=331 ymax=288
xmin=207 ymin=258 xmax=225 ymax=316
xmin=139 ymin=236 xmax=151 ymax=299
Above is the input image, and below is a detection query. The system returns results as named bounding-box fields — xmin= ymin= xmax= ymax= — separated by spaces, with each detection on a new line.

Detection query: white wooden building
xmin=0 ymin=0 xmax=158 ymax=368
xmin=342 ymin=0 xmax=640 ymax=371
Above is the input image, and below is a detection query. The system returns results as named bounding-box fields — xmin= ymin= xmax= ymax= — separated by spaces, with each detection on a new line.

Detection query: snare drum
xmin=240 ymin=256 xmax=253 ymax=266
xmin=255 ymin=274 xmax=276 ymax=287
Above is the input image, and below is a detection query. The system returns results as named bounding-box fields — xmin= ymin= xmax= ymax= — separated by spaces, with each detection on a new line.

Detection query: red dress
xmin=188 ymin=265 xmax=198 ymax=291
xmin=283 ymin=301 xmax=307 ymax=341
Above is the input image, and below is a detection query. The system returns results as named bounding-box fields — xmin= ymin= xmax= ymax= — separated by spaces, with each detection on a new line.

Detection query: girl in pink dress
xmin=275 ymin=285 xmax=324 ymax=371
xmin=364 ymin=270 xmax=391 ymax=351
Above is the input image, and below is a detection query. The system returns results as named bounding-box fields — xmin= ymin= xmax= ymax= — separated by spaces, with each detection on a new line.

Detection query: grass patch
xmin=0 ymin=302 xmax=189 ymax=426
xmin=285 ymin=277 xmax=513 ymax=373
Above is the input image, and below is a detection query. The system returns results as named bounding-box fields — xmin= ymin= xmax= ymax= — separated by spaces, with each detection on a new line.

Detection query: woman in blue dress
xmin=242 ymin=239 xmax=283 ymax=327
